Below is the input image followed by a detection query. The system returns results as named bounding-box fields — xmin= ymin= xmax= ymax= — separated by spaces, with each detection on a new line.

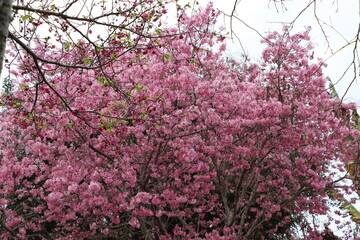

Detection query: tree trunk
xmin=0 ymin=0 xmax=12 ymax=77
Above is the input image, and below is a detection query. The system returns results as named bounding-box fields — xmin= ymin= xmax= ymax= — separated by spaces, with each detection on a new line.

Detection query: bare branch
xmin=8 ymin=32 xmax=103 ymax=69
xmin=341 ymin=23 xmax=360 ymax=103
xmin=12 ymin=0 xmax=147 ymax=23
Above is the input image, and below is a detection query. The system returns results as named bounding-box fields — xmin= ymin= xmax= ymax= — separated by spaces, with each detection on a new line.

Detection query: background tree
xmin=0 ymin=3 xmax=359 ymax=239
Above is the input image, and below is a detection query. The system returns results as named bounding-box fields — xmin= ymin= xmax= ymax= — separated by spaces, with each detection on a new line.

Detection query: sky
xmin=190 ymin=0 xmax=360 ymax=107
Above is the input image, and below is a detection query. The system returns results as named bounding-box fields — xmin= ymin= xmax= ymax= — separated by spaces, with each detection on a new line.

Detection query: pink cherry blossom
xmin=0 ymin=3 xmax=358 ymax=240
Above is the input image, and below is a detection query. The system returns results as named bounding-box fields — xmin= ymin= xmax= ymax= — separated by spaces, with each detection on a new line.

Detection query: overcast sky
xmin=191 ymin=0 xmax=360 ymax=107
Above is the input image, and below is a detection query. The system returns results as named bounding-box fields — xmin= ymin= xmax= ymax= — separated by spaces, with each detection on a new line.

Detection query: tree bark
xmin=0 ymin=0 xmax=12 ymax=77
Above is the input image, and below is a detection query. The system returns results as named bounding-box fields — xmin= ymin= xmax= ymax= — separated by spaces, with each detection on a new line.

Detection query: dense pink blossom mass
xmin=0 ymin=3 xmax=359 ymax=239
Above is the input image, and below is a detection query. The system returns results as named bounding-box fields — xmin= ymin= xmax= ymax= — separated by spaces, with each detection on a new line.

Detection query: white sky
xmin=192 ymin=0 xmax=360 ymax=107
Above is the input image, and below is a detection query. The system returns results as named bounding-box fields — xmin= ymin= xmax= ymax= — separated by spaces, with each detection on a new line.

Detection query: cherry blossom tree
xmin=0 ymin=2 xmax=359 ymax=239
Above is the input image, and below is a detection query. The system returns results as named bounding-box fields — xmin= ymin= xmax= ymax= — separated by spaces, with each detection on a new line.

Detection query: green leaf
xmin=289 ymin=151 xmax=300 ymax=161
xmin=96 ymin=76 xmax=110 ymax=87
xmin=341 ymin=200 xmax=360 ymax=223
xmin=125 ymin=90 xmax=132 ymax=97
xmin=111 ymin=53 xmax=118 ymax=60
xmin=96 ymin=45 xmax=104 ymax=51
xmin=117 ymin=102 xmax=127 ymax=108
xmin=185 ymin=3 xmax=191 ymax=8
xmin=328 ymin=189 xmax=360 ymax=224
xmin=12 ymin=102 xmax=20 ymax=108
xmin=345 ymin=135 xmax=354 ymax=141
xmin=84 ymin=58 xmax=92 ymax=65
xmin=63 ymin=42 xmax=72 ymax=51
xmin=140 ymin=111 xmax=147 ymax=118
xmin=134 ymin=83 xmax=142 ymax=92
xmin=163 ymin=54 xmax=171 ymax=61
xmin=21 ymin=14 xmax=31 ymax=21
xmin=327 ymin=77 xmax=339 ymax=98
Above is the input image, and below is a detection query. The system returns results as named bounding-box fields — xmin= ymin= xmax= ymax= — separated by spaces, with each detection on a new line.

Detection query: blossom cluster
xmin=0 ymin=4 xmax=359 ymax=239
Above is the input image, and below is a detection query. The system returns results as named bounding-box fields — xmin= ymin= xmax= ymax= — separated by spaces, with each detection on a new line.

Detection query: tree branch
xmin=13 ymin=0 xmax=147 ymax=23
xmin=8 ymin=32 xmax=102 ymax=70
